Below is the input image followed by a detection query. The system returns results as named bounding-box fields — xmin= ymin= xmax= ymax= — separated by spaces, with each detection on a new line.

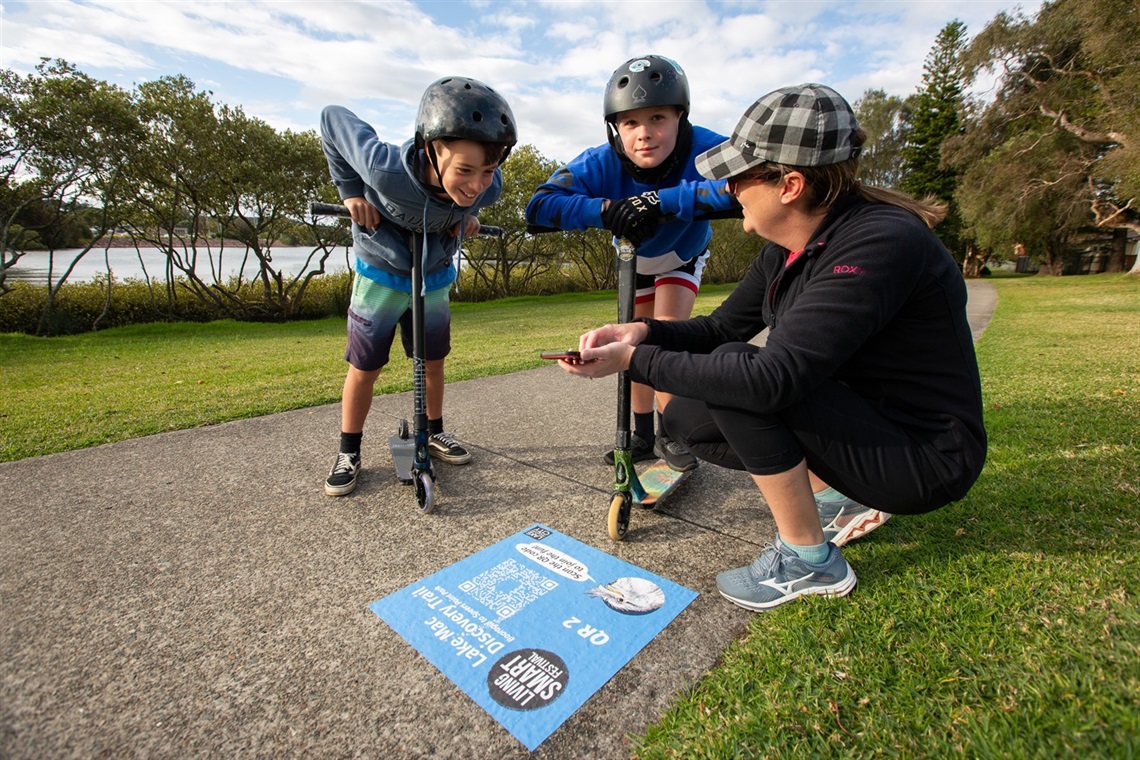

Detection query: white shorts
xmin=635 ymin=251 xmax=709 ymax=304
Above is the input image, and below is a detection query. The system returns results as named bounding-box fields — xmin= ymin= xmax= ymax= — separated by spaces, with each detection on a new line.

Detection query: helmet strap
xmin=419 ymin=140 xmax=450 ymax=198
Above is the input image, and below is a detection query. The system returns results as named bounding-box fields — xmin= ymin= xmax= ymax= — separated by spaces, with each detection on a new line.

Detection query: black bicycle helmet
xmin=603 ymin=55 xmax=690 ymax=122
xmin=416 ymin=76 xmax=517 ymax=154
xmin=603 ymin=56 xmax=693 ymax=185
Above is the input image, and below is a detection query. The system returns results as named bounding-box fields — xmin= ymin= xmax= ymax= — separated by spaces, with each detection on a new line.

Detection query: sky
xmin=0 ymin=0 xmax=1043 ymax=163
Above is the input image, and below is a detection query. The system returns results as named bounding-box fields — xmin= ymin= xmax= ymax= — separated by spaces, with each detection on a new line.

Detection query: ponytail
xmin=854 ymin=183 xmax=947 ymax=229
xmin=766 ymin=127 xmax=948 ymax=229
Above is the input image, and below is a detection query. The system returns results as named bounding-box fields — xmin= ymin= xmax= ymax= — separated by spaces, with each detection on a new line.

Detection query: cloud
xmin=1 ymin=0 xmax=1044 ymax=164
xmin=0 ymin=11 xmax=154 ymax=71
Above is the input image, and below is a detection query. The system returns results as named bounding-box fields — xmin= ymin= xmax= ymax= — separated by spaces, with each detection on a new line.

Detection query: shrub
xmin=451 ymin=265 xmax=585 ymax=302
xmin=0 ymin=272 xmax=354 ymax=335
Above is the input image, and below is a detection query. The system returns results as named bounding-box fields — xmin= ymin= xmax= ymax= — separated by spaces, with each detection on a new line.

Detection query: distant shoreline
xmin=90 ymin=236 xmax=246 ymax=249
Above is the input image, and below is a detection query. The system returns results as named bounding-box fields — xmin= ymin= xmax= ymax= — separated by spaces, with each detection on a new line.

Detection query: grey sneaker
xmin=325 ymin=451 xmax=360 ymax=496
xmin=428 ymin=431 xmax=472 ymax=465
xmin=654 ymin=434 xmax=698 ymax=472
xmin=603 ymin=434 xmax=655 ymax=466
xmin=817 ymin=497 xmax=892 ymax=547
xmin=716 ymin=540 xmax=857 ymax=611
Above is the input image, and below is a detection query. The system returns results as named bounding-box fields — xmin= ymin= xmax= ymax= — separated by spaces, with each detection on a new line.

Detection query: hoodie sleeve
xmin=525 ymin=148 xmax=611 ymax=231
xmin=652 ymin=179 xmax=736 ymax=220
xmin=320 ymin=105 xmax=398 ymax=202
xmin=651 ymin=126 xmax=737 ymax=219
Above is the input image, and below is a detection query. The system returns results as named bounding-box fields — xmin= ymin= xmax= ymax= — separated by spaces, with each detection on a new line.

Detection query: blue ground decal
xmin=370 ymin=524 xmax=698 ymax=751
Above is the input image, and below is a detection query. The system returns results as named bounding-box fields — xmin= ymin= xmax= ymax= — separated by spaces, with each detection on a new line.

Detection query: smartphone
xmin=540 ymin=350 xmax=581 ymax=361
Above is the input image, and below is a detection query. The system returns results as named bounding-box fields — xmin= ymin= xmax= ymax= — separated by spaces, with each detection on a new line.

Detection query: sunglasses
xmin=726 ymin=169 xmax=782 ymax=195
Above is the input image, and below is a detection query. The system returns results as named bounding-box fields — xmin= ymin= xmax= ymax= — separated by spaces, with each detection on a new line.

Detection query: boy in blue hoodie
xmin=320 ymin=77 xmax=517 ymax=496
xmin=526 ymin=55 xmax=736 ymax=472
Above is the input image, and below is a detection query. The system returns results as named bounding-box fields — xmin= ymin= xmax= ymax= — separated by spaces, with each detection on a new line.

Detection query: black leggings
xmin=663 ymin=343 xmax=954 ymax=515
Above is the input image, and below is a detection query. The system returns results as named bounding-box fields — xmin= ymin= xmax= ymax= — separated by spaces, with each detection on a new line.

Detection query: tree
xmin=901 ymin=20 xmax=970 ymax=258
xmin=0 ymin=59 xmax=143 ymax=333
xmin=464 ymin=144 xmax=565 ymax=298
xmin=214 ymin=113 xmax=339 ymax=318
xmin=127 ymin=74 xmax=230 ymax=310
xmin=854 ymin=89 xmax=911 ymax=189
xmin=955 ymin=123 xmax=1091 ymax=274
xmin=957 ymin=0 xmax=1139 ymax=272
xmin=705 ymin=218 xmax=760 ymax=285
xmin=128 ymin=75 xmax=336 ymax=318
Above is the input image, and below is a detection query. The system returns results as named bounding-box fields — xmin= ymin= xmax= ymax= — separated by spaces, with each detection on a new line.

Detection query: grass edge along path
xmin=632 ymin=274 xmax=1139 ymax=758
xmin=0 ymin=287 xmax=734 ymax=462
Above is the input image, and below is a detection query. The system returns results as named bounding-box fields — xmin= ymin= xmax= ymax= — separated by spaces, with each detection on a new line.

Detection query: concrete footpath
xmin=0 ymin=282 xmax=996 ymax=759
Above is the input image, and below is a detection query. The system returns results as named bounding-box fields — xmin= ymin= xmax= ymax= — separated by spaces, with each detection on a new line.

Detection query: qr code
xmin=459 ymin=558 xmax=558 ymax=620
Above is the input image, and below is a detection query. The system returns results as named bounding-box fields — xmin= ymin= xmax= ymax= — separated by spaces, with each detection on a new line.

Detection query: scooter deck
xmin=633 ymin=459 xmax=693 ymax=509
xmin=388 ymin=431 xmax=415 ymax=484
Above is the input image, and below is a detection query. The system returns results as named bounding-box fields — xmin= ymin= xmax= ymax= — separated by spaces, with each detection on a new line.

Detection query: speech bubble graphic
xmin=516 ymin=543 xmax=594 ymax=583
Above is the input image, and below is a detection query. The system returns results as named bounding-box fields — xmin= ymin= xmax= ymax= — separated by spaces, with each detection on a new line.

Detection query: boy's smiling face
xmin=614 ymin=105 xmax=681 ymax=169
xmin=429 ymin=139 xmax=498 ymax=207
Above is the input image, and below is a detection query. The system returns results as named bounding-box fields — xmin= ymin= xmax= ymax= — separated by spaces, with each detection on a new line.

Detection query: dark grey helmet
xmin=415 ymin=76 xmax=517 ymax=151
xmin=603 ymin=55 xmax=690 ymax=121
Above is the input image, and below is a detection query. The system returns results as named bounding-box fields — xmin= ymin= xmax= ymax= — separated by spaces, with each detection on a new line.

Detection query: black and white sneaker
xmin=428 ymin=432 xmax=472 ymax=465
xmin=325 ymin=451 xmax=360 ymax=496
xmin=654 ymin=434 xmax=698 ymax=472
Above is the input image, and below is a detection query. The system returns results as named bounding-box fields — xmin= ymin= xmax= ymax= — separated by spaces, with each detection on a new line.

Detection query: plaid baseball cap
xmin=695 ymin=83 xmax=861 ymax=180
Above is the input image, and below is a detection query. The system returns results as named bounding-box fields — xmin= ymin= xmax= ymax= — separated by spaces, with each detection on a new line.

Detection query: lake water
xmin=4 ymin=246 xmax=356 ymax=286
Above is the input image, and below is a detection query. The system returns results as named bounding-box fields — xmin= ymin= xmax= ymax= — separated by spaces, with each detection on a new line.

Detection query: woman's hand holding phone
xmin=540 ymin=350 xmax=592 ymax=365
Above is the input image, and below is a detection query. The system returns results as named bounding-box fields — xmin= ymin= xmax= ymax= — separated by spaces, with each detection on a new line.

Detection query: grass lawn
xmin=1 ymin=274 xmax=1136 ymax=755
xmin=1 ymin=286 xmax=723 ymax=461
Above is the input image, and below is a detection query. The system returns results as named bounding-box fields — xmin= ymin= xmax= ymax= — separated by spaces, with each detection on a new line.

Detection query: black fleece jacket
xmin=629 ymin=193 xmax=987 ymax=498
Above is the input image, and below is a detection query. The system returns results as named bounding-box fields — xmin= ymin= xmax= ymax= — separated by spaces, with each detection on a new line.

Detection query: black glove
xmin=600 ymin=191 xmax=663 ymax=246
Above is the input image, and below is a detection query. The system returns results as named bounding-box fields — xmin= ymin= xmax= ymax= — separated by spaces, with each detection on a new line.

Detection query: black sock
xmin=633 ymin=412 xmax=655 ymax=445
xmin=428 ymin=417 xmax=444 ymax=436
xmin=340 ymin=431 xmax=362 ymax=455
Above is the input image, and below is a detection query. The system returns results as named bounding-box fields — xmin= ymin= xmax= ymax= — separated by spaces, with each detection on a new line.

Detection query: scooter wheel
xmin=398 ymin=419 xmax=409 ymax=440
xmin=415 ymin=471 xmax=436 ymax=514
xmin=608 ymin=493 xmax=630 ymax=541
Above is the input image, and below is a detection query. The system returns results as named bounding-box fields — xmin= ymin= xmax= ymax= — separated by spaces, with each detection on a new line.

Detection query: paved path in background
xmin=0 ymin=281 xmax=996 ymax=759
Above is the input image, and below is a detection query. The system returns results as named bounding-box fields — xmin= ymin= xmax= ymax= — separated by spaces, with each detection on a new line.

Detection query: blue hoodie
xmin=525 ymin=125 xmax=736 ymax=274
xmin=320 ymin=105 xmax=503 ymax=293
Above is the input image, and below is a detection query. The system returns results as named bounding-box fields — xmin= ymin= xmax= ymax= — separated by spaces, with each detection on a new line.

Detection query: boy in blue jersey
xmin=526 ymin=55 xmax=736 ymax=472
xmin=320 ymin=77 xmax=517 ymax=496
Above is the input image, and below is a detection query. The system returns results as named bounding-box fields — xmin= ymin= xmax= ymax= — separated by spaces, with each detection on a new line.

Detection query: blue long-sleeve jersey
xmin=525 ymin=125 xmax=736 ymax=274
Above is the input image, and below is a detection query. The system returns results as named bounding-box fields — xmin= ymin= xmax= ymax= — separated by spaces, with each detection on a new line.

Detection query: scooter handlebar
xmin=310 ymin=202 xmax=503 ymax=238
xmin=525 ymin=206 xmax=742 ymax=235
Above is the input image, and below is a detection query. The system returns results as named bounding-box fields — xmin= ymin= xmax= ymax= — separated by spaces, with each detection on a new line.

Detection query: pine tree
xmin=901 ymin=20 xmax=968 ymax=256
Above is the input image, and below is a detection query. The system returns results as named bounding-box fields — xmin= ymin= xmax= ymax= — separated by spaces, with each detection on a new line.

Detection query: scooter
xmin=532 ymin=209 xmax=740 ymax=540
xmin=531 ymin=230 xmax=690 ymax=540
xmin=604 ymin=236 xmax=697 ymax=540
xmin=312 ymin=201 xmax=502 ymax=512
xmin=605 ymin=236 xmax=645 ymax=539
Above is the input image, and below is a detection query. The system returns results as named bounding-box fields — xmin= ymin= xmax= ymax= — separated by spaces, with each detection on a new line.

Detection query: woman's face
xmin=614 ymin=106 xmax=681 ymax=169
xmin=730 ymin=171 xmax=784 ymax=238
